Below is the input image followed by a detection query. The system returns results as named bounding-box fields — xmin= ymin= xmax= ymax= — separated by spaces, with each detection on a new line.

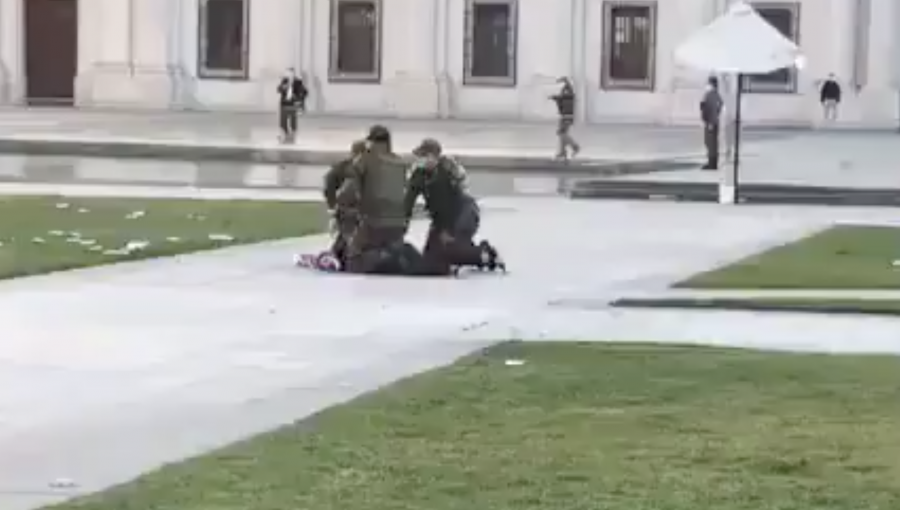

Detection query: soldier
xmin=406 ymin=138 xmax=504 ymax=275
xmin=342 ymin=125 xmax=411 ymax=274
xmin=322 ymin=139 xmax=367 ymax=265
xmin=550 ymin=77 xmax=580 ymax=161
xmin=700 ymin=76 xmax=723 ymax=170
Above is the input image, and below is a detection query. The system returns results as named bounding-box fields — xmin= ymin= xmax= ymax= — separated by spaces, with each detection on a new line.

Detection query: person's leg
xmin=287 ymin=107 xmax=298 ymax=135
xmin=561 ymin=117 xmax=580 ymax=157
xmin=344 ymin=225 xmax=407 ymax=274
xmin=278 ymin=106 xmax=289 ymax=140
xmin=555 ymin=117 xmax=568 ymax=159
xmin=703 ymin=124 xmax=719 ymax=170
xmin=825 ymin=100 xmax=838 ymax=121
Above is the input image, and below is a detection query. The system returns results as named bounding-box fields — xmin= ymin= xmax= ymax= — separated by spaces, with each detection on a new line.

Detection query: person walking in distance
xmin=700 ymin=76 xmax=723 ymax=171
xmin=819 ymin=74 xmax=842 ymax=122
xmin=277 ymin=68 xmax=308 ymax=143
xmin=550 ymin=77 xmax=580 ymax=161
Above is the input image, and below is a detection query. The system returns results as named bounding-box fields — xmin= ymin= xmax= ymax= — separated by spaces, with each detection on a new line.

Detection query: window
xmin=463 ymin=0 xmax=518 ymax=87
xmin=601 ymin=1 xmax=657 ymax=91
xmin=329 ymin=0 xmax=382 ymax=83
xmin=198 ymin=0 xmax=249 ymax=79
xmin=744 ymin=2 xmax=800 ymax=93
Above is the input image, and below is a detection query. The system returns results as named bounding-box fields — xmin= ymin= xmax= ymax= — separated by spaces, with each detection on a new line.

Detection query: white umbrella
xmin=674 ymin=1 xmax=805 ymax=204
xmin=675 ymin=1 xmax=803 ymax=74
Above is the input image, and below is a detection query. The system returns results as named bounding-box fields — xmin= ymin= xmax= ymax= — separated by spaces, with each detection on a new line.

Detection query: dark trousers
xmin=278 ymin=105 xmax=299 ymax=136
xmin=345 ymin=224 xmax=408 ymax=274
xmin=421 ymin=226 xmax=485 ymax=275
xmin=703 ymin=123 xmax=719 ymax=169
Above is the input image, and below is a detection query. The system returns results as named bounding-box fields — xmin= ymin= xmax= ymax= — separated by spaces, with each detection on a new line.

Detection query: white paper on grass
xmin=674 ymin=1 xmax=804 ymax=74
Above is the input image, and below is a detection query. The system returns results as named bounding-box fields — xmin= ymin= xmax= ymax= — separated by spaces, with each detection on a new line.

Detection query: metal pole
xmin=733 ymin=73 xmax=743 ymax=202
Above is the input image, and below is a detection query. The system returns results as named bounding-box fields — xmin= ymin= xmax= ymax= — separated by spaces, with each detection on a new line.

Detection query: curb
xmin=0 ymin=137 xmax=701 ymax=174
xmin=609 ymin=297 xmax=900 ymax=317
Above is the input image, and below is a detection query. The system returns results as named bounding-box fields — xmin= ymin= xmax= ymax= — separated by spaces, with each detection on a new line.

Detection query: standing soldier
xmin=342 ymin=125 xmax=410 ymax=274
xmin=322 ymin=139 xmax=367 ymax=265
xmin=550 ymin=77 xmax=581 ymax=161
xmin=700 ymin=76 xmax=724 ymax=170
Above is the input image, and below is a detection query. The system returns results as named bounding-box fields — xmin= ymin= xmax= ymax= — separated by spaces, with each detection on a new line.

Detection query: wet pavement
xmin=0 ymin=109 xmax=790 ymax=169
xmin=0 ymin=155 xmax=588 ymax=197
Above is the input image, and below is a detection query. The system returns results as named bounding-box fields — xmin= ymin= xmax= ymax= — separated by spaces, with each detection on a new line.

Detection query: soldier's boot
xmin=477 ymin=240 xmax=506 ymax=272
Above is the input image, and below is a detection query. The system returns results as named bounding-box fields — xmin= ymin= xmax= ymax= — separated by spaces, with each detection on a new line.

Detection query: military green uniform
xmin=322 ymin=141 xmax=366 ymax=261
xmin=344 ymin=126 xmax=410 ymax=274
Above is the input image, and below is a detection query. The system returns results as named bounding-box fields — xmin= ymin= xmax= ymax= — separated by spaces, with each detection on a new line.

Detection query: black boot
xmin=478 ymin=241 xmax=506 ymax=272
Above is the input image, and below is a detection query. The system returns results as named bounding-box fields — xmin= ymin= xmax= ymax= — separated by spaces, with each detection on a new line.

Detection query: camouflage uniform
xmin=407 ymin=138 xmax=502 ymax=273
xmin=322 ymin=140 xmax=367 ymax=263
xmin=343 ymin=125 xmax=410 ymax=274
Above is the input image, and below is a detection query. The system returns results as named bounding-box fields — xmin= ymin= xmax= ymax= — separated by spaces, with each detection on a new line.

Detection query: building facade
xmin=0 ymin=0 xmax=897 ymax=127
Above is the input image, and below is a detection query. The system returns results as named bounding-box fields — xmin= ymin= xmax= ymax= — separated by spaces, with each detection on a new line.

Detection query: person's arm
xmin=296 ymin=79 xmax=309 ymax=99
xmin=323 ymin=161 xmax=345 ymax=210
xmin=403 ymin=166 xmax=425 ymax=220
xmin=277 ymin=78 xmax=287 ymax=94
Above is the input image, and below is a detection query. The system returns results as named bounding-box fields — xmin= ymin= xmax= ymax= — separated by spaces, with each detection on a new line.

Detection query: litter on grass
xmin=208 ymin=234 xmax=234 ymax=242
xmin=125 ymin=211 xmax=146 ymax=220
xmin=125 ymin=240 xmax=150 ymax=252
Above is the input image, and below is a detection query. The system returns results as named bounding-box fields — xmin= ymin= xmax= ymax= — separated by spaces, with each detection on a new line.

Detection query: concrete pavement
xmin=2 ymin=190 xmax=900 ymax=509
xmin=612 ymin=130 xmax=900 ymax=189
xmin=0 ymin=109 xmax=789 ymax=170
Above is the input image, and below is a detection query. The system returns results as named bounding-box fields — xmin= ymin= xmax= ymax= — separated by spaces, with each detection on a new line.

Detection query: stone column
xmin=131 ymin=0 xmax=184 ymax=108
xmin=571 ymin=0 xmax=588 ymax=124
xmin=384 ymin=0 xmax=441 ymax=118
xmin=74 ymin=0 xmax=136 ymax=106
xmin=0 ymin=0 xmax=23 ymax=104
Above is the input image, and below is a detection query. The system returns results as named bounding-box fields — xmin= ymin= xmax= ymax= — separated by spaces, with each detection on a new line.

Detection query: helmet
xmin=366 ymin=124 xmax=391 ymax=143
xmin=413 ymin=138 xmax=442 ymax=157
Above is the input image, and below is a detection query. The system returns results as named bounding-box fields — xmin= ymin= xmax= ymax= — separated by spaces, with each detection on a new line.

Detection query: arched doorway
xmin=25 ymin=0 xmax=78 ymax=105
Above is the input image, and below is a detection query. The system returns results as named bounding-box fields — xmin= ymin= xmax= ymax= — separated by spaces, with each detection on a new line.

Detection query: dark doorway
xmin=25 ymin=0 xmax=78 ymax=105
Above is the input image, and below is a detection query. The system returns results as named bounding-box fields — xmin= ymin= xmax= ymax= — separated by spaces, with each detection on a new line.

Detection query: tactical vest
xmin=359 ymin=151 xmax=407 ymax=226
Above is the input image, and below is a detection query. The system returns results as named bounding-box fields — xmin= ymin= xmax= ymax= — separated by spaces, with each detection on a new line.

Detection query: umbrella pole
xmin=732 ymin=73 xmax=744 ymax=203
xmin=719 ymin=73 xmax=744 ymax=204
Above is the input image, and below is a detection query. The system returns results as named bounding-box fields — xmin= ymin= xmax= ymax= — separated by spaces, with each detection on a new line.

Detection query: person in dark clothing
xmin=550 ymin=77 xmax=580 ymax=161
xmin=700 ymin=76 xmax=723 ymax=170
xmin=820 ymin=74 xmax=842 ymax=122
xmin=405 ymin=138 xmax=504 ymax=275
xmin=322 ymin=139 xmax=368 ymax=265
xmin=277 ymin=68 xmax=308 ymax=143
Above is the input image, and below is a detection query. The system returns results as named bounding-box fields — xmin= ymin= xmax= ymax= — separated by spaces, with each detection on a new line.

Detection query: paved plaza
xmin=1 ymin=187 xmax=899 ymax=509
xmin=614 ymin=130 xmax=900 ymax=189
xmin=0 ymin=110 xmax=898 ymax=509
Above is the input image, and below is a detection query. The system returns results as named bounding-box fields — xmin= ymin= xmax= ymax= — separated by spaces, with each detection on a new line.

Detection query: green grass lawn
xmin=678 ymin=225 xmax=900 ymax=289
xmin=49 ymin=342 xmax=900 ymax=510
xmin=0 ymin=196 xmax=325 ymax=279
xmin=611 ymin=297 xmax=900 ymax=316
